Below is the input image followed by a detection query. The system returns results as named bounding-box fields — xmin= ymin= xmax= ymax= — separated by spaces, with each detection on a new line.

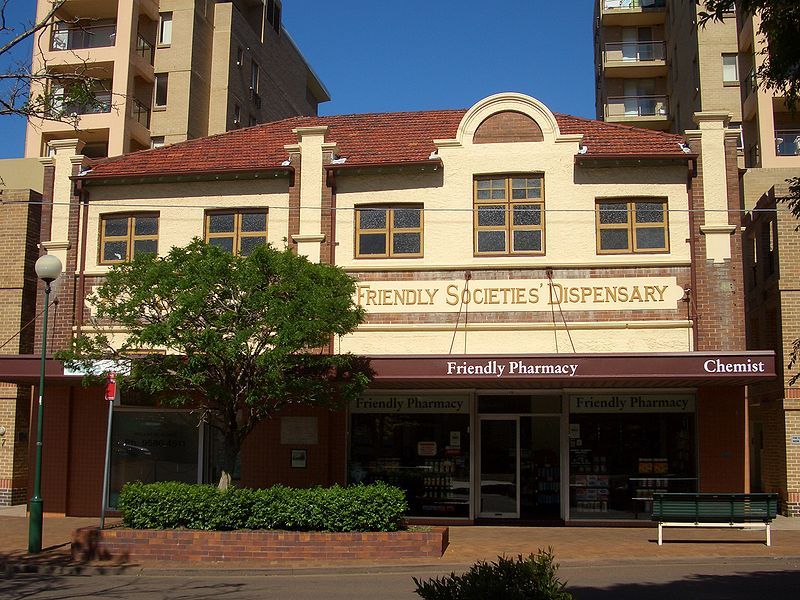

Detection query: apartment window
xmin=151 ymin=136 xmax=165 ymax=149
xmin=158 ymin=13 xmax=173 ymax=45
xmin=233 ymin=104 xmax=241 ymax=127
xmin=236 ymin=47 xmax=244 ymax=67
xmin=722 ymin=53 xmax=739 ymax=84
xmin=250 ymin=61 xmax=260 ymax=94
xmin=100 ymin=214 xmax=159 ymax=264
xmin=267 ymin=0 xmax=281 ymax=34
xmin=249 ymin=115 xmax=258 ymax=127
xmin=154 ymin=73 xmax=168 ymax=107
xmin=729 ymin=121 xmax=744 ymax=150
xmin=355 ymin=206 xmax=423 ymax=258
xmin=205 ymin=209 xmax=267 ymax=256
xmin=474 ymin=175 xmax=544 ymax=255
xmin=596 ymin=199 xmax=668 ymax=254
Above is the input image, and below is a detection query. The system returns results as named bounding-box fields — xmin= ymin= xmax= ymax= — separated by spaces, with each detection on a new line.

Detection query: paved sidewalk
xmin=2 ymin=508 xmax=800 ymax=575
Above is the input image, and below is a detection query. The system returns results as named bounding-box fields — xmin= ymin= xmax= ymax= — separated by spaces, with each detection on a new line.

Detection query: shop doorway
xmin=479 ymin=416 xmax=520 ymax=518
xmin=478 ymin=413 xmax=562 ymax=520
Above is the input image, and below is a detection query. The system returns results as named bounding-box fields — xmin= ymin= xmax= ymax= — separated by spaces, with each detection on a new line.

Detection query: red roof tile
xmin=81 ymin=110 xmax=688 ymax=180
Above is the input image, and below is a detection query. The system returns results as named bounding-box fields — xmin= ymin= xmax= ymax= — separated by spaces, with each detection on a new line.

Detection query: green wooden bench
xmin=651 ymin=492 xmax=778 ymax=546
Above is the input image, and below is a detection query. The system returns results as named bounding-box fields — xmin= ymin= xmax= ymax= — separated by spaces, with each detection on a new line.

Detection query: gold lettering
xmin=548 ymin=283 xmax=562 ymax=305
xmin=425 ymin=289 xmax=439 ymax=304
xmin=617 ymin=287 xmax=629 ymax=302
xmin=528 ymin=288 xmax=539 ymax=303
xmin=473 ymin=288 xmax=484 ymax=304
xmin=630 ymin=287 xmax=643 ymax=302
xmin=605 ymin=286 xmax=617 ymax=302
xmin=488 ymin=288 xmax=499 ymax=304
xmin=380 ymin=289 xmax=391 ymax=305
xmin=446 ymin=285 xmax=460 ymax=305
xmin=593 ymin=287 xmax=604 ymax=303
xmin=644 ymin=286 xmax=656 ymax=302
xmin=580 ymin=287 xmax=592 ymax=303
xmin=393 ymin=289 xmax=406 ymax=305
xmin=654 ymin=285 xmax=667 ymax=301
xmin=367 ymin=289 xmax=378 ymax=305
xmin=357 ymin=285 xmax=371 ymax=306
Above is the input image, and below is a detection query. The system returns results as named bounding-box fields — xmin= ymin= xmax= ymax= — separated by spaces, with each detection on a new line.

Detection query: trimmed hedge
xmin=117 ymin=481 xmax=408 ymax=532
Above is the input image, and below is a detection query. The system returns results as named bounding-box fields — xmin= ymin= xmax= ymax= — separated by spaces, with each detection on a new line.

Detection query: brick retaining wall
xmin=72 ymin=526 xmax=449 ymax=562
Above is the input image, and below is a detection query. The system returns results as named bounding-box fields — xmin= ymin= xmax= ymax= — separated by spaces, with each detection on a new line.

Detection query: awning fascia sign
xmin=367 ymin=352 xmax=776 ymax=386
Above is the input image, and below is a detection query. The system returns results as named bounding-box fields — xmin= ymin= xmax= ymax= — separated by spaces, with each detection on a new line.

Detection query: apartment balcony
xmin=600 ymin=0 xmax=666 ymax=26
xmin=51 ymin=21 xmax=116 ymax=52
xmin=127 ymin=98 xmax=152 ymax=148
xmin=605 ymin=95 xmax=671 ymax=130
xmin=603 ymin=41 xmax=667 ymax=77
xmin=130 ymin=34 xmax=155 ymax=80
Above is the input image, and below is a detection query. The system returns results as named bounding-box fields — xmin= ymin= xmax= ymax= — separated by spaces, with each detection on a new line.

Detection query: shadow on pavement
xmin=0 ymin=574 xmax=249 ymax=600
xmin=569 ymin=569 xmax=800 ymax=600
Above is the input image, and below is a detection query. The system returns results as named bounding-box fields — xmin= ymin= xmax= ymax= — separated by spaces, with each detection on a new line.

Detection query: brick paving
xmin=1 ymin=510 xmax=800 ymax=573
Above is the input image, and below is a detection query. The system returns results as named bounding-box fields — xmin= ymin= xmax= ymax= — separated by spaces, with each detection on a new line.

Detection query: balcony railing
xmin=775 ymin=130 xmax=800 ymax=156
xmin=603 ymin=0 xmax=666 ymax=10
xmin=131 ymin=98 xmax=151 ymax=128
xmin=51 ymin=22 xmax=116 ymax=51
xmin=747 ymin=143 xmax=761 ymax=167
xmin=743 ymin=68 xmax=757 ymax=99
xmin=606 ymin=95 xmax=669 ymax=118
xmin=136 ymin=35 xmax=155 ymax=65
xmin=604 ymin=41 xmax=666 ymax=63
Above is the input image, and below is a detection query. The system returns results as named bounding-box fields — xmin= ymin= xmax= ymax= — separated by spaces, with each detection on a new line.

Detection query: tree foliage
xmin=1 ymin=0 xmax=110 ymax=123
xmin=60 ymin=241 xmax=372 ymax=486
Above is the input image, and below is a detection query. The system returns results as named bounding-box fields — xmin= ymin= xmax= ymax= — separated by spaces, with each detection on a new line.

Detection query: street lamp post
xmin=28 ymin=254 xmax=62 ymax=554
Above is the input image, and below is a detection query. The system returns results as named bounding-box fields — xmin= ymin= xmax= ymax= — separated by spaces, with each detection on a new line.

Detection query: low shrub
xmin=413 ymin=549 xmax=573 ymax=600
xmin=118 ymin=481 xmax=407 ymax=532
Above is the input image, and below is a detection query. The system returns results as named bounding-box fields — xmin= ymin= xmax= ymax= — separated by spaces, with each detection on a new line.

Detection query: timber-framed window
xmin=99 ymin=213 xmax=159 ymax=264
xmin=355 ymin=205 xmax=423 ymax=258
xmin=596 ymin=199 xmax=669 ymax=254
xmin=474 ymin=175 xmax=544 ymax=255
xmin=204 ymin=209 xmax=268 ymax=256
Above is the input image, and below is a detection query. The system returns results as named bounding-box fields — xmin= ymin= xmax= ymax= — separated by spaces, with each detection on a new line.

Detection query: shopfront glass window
xmin=568 ymin=394 xmax=696 ymax=520
xmin=349 ymin=395 xmax=470 ymax=518
xmin=108 ymin=411 xmax=200 ymax=508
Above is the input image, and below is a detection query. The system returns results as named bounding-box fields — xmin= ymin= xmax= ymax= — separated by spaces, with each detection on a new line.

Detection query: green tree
xmin=60 ymin=241 xmax=372 ymax=487
xmin=1 ymin=0 xmax=110 ymax=123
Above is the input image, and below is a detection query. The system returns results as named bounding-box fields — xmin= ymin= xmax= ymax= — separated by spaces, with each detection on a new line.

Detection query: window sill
xmin=723 ymin=81 xmax=740 ymax=87
xmin=157 ymin=43 xmax=171 ymax=50
xmin=152 ymin=105 xmax=167 ymax=112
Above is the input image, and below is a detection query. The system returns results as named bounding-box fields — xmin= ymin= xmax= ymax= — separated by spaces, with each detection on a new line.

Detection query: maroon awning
xmin=0 ymin=351 xmax=776 ymax=389
xmin=367 ymin=351 xmax=776 ymax=389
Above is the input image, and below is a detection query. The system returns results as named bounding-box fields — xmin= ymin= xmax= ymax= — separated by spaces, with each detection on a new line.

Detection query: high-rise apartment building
xmin=594 ymin=0 xmax=741 ymax=136
xmin=596 ymin=0 xmax=800 ymax=516
xmin=24 ymin=0 xmax=329 ymax=159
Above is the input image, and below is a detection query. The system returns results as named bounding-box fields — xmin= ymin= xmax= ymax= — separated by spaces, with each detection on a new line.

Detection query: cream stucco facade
xmin=66 ymin=94 xmax=734 ymax=362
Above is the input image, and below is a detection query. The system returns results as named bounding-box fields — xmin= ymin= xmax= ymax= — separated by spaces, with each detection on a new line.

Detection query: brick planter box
xmin=72 ymin=526 xmax=449 ymax=562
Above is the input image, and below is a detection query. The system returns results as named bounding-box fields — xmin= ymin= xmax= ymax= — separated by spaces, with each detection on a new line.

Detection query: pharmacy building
xmin=0 ymin=93 xmax=777 ymax=523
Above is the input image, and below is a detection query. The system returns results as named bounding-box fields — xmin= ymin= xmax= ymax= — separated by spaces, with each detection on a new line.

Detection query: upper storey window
xmin=205 ymin=209 xmax=268 ymax=256
xmin=474 ymin=175 xmax=544 ymax=256
xmin=596 ymin=199 xmax=668 ymax=254
xmin=355 ymin=206 xmax=423 ymax=258
xmin=159 ymin=13 xmax=173 ymax=46
xmin=100 ymin=214 xmax=159 ymax=264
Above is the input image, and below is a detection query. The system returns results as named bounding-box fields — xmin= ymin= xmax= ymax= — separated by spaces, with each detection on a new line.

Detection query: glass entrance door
xmin=479 ymin=417 xmax=519 ymax=518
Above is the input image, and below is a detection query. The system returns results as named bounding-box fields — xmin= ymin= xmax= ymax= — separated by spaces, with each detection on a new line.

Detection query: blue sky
xmin=0 ymin=0 xmax=597 ymax=159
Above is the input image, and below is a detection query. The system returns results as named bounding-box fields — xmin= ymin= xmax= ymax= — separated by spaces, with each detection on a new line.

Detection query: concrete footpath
xmin=2 ymin=504 xmax=800 ymax=576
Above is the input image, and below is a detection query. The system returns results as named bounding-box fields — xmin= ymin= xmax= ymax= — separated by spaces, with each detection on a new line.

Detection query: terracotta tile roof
xmin=81 ymin=110 xmax=688 ymax=180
